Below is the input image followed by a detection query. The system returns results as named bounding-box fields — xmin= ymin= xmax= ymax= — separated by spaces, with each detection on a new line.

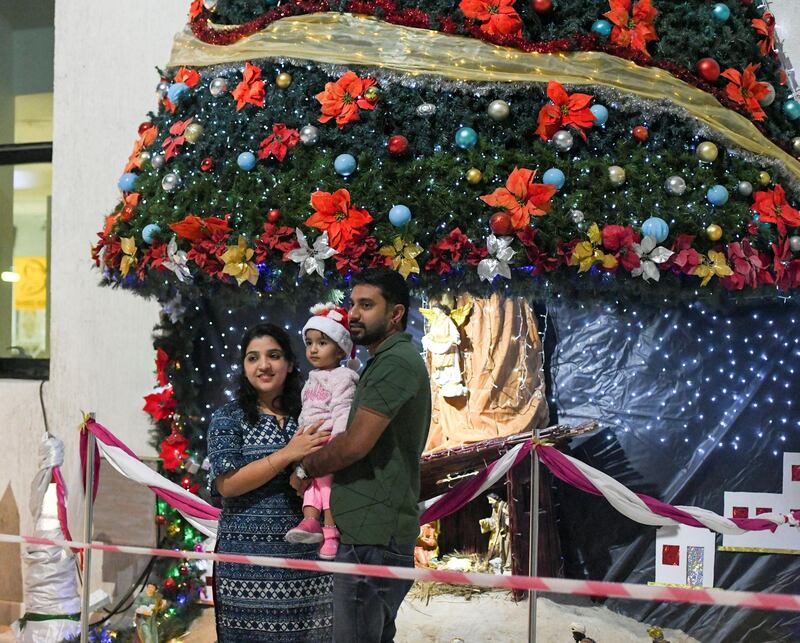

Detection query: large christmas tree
xmin=90 ymin=0 xmax=800 ymax=639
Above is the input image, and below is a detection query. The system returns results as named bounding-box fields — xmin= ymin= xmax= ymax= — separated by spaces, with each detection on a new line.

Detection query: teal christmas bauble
xmin=237 ymin=151 xmax=257 ymax=171
xmin=590 ymin=104 xmax=609 ymax=126
xmin=334 ymin=154 xmax=357 ymax=176
xmin=117 ymin=172 xmax=138 ymax=192
xmin=542 ymin=168 xmax=565 ymax=190
xmin=455 ymin=127 xmax=478 ymax=149
xmin=591 ymin=19 xmax=612 ymax=37
xmin=711 ymin=3 xmax=730 ymax=22
xmin=707 ymin=184 xmax=729 ymax=206
xmin=167 ymin=82 xmax=188 ymax=103
xmin=642 ymin=217 xmax=669 ymax=243
xmin=783 ymin=99 xmax=800 ymax=121
xmin=388 ymin=204 xmax=412 ymax=226
xmin=142 ymin=224 xmax=161 ymax=244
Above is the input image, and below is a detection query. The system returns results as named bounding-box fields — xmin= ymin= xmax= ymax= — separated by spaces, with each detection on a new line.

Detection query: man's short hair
xmin=350 ymin=267 xmax=410 ymax=329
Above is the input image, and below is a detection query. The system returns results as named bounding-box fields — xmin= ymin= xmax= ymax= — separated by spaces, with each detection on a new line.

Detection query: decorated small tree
xmin=91 ymin=0 xmax=800 ymax=638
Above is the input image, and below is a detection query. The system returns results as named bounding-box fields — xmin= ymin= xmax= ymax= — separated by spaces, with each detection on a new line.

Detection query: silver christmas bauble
xmin=553 ymin=129 xmax=574 ymax=152
xmin=737 ymin=180 xmax=753 ymax=197
xmin=608 ymin=165 xmax=626 ymax=186
xmin=203 ymin=0 xmax=218 ymax=10
xmin=570 ymin=209 xmax=585 ymax=224
xmin=789 ymin=236 xmax=800 ymax=253
xmin=416 ymin=103 xmax=437 ymax=118
xmin=487 ymin=99 xmax=510 ymax=121
xmin=161 ymin=172 xmax=181 ymax=192
xmin=150 ymin=153 xmax=165 ymax=169
xmin=156 ymin=81 xmax=169 ymax=99
xmin=664 ymin=175 xmax=686 ymax=196
xmin=759 ymin=83 xmax=776 ymax=107
xmin=792 ymin=137 xmax=800 ymax=154
xmin=209 ymin=77 xmax=228 ymax=97
xmin=299 ymin=125 xmax=320 ymax=146
xmin=138 ymin=150 xmax=151 ymax=164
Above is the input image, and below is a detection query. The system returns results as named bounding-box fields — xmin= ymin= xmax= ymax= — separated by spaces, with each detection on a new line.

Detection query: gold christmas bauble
xmin=608 ymin=165 xmax=626 ymax=186
xmin=758 ymin=171 xmax=771 ymax=185
xmin=276 ymin=72 xmax=293 ymax=89
xmin=466 ymin=168 xmax=482 ymax=184
xmin=706 ymin=224 xmax=723 ymax=241
xmin=696 ymin=141 xmax=718 ymax=162
xmin=184 ymin=123 xmax=204 ymax=143
xmin=166 ymin=522 xmax=181 ymax=537
xmin=364 ymin=86 xmax=379 ymax=102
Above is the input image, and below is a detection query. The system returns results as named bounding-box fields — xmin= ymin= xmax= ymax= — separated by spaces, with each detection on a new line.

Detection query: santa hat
xmin=302 ymin=303 xmax=360 ymax=370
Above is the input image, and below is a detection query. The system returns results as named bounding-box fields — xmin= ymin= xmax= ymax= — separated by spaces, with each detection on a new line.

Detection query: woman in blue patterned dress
xmin=208 ymin=323 xmax=334 ymax=641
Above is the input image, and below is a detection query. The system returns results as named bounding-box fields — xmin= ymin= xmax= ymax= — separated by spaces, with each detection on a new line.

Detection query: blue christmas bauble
xmin=542 ymin=168 xmax=565 ymax=190
xmin=388 ymin=204 xmax=412 ymax=227
xmin=167 ymin=82 xmax=189 ymax=103
xmin=334 ymin=153 xmax=358 ymax=176
xmin=142 ymin=224 xmax=161 ymax=244
xmin=641 ymin=217 xmax=669 ymax=243
xmin=591 ymin=19 xmax=613 ymax=38
xmin=711 ymin=3 xmax=730 ymax=22
xmin=117 ymin=172 xmax=138 ymax=192
xmin=237 ymin=151 xmax=257 ymax=171
xmin=707 ymin=184 xmax=729 ymax=206
xmin=454 ymin=127 xmax=478 ymax=149
xmin=783 ymin=99 xmax=800 ymax=121
xmin=590 ymin=104 xmax=609 ymax=126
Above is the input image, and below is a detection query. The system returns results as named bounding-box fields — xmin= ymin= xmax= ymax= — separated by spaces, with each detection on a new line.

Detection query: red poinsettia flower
xmin=155 ymin=348 xmax=170 ymax=387
xmin=143 ymin=387 xmax=176 ymax=422
xmin=720 ymin=240 xmax=772 ymax=290
xmin=536 ymin=81 xmax=596 ymax=141
xmin=752 ymin=14 xmax=775 ymax=57
xmin=666 ymin=234 xmax=702 ymax=275
xmin=424 ymin=228 xmax=485 ymax=274
xmin=315 ymin=71 xmax=377 ymax=129
xmin=752 ymin=184 xmax=800 ymax=237
xmin=459 ymin=0 xmax=522 ymax=37
xmin=159 ymin=429 xmax=188 ymax=471
xmin=480 ymin=167 xmax=557 ymax=229
xmin=232 ymin=62 xmax=266 ymax=111
xmin=124 ymin=125 xmax=158 ymax=173
xmin=187 ymin=230 xmax=230 ymax=279
xmin=169 ymin=214 xmax=231 ymax=243
xmin=189 ymin=0 xmax=203 ymax=19
xmin=516 ymin=227 xmax=560 ymax=275
xmin=162 ymin=117 xmax=194 ymax=161
xmin=305 ymin=189 xmax=373 ymax=251
xmin=333 ymin=230 xmax=388 ymax=275
xmin=604 ymin=0 xmax=659 ymax=58
xmin=139 ymin=241 xmax=168 ymax=278
xmin=721 ymin=64 xmax=770 ymax=121
xmin=258 ymin=124 xmax=300 ymax=162
xmin=254 ymin=222 xmax=298 ymax=263
xmin=601 ymin=224 xmax=641 ymax=272
xmin=174 ymin=67 xmax=201 ymax=88
xmin=118 ymin=192 xmax=141 ymax=222
xmin=772 ymin=239 xmax=800 ymax=290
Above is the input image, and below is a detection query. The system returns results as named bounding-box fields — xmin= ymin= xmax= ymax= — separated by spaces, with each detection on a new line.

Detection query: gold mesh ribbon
xmin=169 ymin=12 xmax=800 ymax=180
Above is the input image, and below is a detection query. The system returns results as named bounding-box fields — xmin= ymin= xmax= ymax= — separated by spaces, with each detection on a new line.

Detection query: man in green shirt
xmin=293 ymin=267 xmax=431 ymax=642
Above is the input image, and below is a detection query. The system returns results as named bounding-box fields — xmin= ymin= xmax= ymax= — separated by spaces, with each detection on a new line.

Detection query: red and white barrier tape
xmin=4 ymin=533 xmax=800 ymax=613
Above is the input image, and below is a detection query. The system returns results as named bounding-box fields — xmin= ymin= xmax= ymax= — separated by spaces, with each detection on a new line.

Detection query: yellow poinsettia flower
xmin=119 ymin=236 xmax=137 ymax=277
xmin=221 ymin=235 xmax=259 ymax=285
xmin=569 ymin=223 xmax=617 ymax=272
xmin=692 ymin=250 xmax=733 ymax=287
xmin=379 ymin=236 xmax=423 ymax=279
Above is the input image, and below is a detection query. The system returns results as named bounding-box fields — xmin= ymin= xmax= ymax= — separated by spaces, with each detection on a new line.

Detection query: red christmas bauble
xmin=387 ymin=135 xmax=409 ymax=157
xmin=697 ymin=58 xmax=721 ymax=82
xmin=532 ymin=0 xmax=552 ymax=12
xmin=267 ymin=208 xmax=281 ymax=223
xmin=163 ymin=577 xmax=177 ymax=590
xmin=156 ymin=515 xmax=166 ymax=525
xmin=489 ymin=212 xmax=514 ymax=236
xmin=200 ymin=157 xmax=214 ymax=171
xmin=138 ymin=122 xmax=154 ymax=136
xmin=632 ymin=126 xmax=649 ymax=142
xmin=181 ymin=476 xmax=192 ymax=489
xmin=179 ymin=565 xmax=189 ymax=575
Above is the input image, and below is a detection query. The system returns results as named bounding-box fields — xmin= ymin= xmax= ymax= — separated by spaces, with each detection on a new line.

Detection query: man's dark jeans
xmin=333 ymin=538 xmax=415 ymax=642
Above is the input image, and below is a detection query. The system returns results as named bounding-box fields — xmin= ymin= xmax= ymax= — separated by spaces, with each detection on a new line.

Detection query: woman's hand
xmin=283 ymin=423 xmax=330 ymax=462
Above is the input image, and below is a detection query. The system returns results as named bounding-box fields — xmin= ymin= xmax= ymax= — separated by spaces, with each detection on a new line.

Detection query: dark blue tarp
xmin=547 ymin=295 xmax=800 ymax=642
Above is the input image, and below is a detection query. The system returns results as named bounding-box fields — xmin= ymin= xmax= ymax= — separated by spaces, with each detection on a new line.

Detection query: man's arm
xmin=301 ymin=406 xmax=389 ymax=477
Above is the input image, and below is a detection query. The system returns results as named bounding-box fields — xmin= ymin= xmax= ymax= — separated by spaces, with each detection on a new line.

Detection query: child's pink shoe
xmin=319 ymin=526 xmax=339 ymax=560
xmin=286 ymin=517 xmax=323 ymax=544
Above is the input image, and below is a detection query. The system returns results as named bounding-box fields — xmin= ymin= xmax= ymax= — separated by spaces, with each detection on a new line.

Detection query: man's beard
xmin=350 ymin=320 xmax=390 ymax=346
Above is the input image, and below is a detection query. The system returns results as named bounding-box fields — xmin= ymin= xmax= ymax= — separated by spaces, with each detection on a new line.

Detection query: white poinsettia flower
xmin=162 ymin=236 xmax=192 ymax=283
xmin=632 ymin=235 xmax=673 ymax=282
xmin=478 ymin=234 xmax=515 ymax=282
xmin=287 ymin=229 xmax=338 ymax=277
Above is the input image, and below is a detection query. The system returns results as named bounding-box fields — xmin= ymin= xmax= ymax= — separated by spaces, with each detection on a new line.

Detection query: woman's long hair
xmin=236 ymin=323 xmax=303 ymax=425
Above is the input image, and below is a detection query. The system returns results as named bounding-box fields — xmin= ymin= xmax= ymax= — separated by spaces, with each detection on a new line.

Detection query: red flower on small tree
xmin=602 ymin=224 xmax=641 ymax=272
xmin=174 ymin=67 xmax=201 ymax=88
xmin=169 ymin=214 xmax=231 ymax=243
xmin=162 ymin=118 xmax=194 ymax=161
xmin=536 ymin=80 xmax=595 ymax=141
xmin=258 ymin=124 xmax=300 ymax=162
xmin=772 ymin=239 xmax=800 ymax=290
xmin=305 ymin=189 xmax=374 ymax=251
xmin=480 ymin=167 xmax=557 ymax=229
xmin=752 ymin=184 xmax=800 ymax=237
xmin=143 ymin=387 xmax=177 ymax=422
xmin=124 ymin=125 xmax=158 ymax=172
xmin=315 ymin=71 xmax=377 ymax=128
xmin=232 ymin=62 xmax=266 ymax=111
xmin=155 ymin=348 xmax=170 ymax=387
xmin=159 ymin=428 xmax=188 ymax=471
xmin=604 ymin=0 xmax=659 ymax=58
xmin=721 ymin=64 xmax=770 ymax=121
xmin=752 ymin=14 xmax=775 ymax=57
xmin=459 ymin=0 xmax=522 ymax=37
